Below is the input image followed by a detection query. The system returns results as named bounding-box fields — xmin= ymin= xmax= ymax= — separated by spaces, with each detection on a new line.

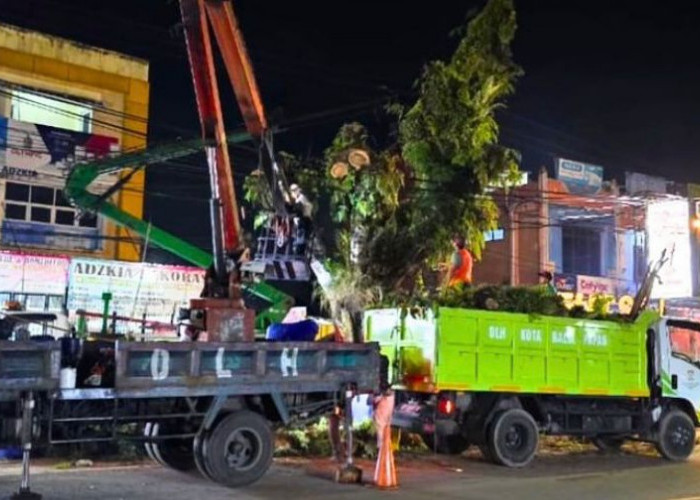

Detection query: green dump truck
xmin=365 ymin=307 xmax=700 ymax=467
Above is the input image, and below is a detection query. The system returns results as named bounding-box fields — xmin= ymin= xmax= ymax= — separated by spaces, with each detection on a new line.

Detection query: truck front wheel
xmin=202 ymin=410 xmax=274 ymax=487
xmin=488 ymin=409 xmax=539 ymax=468
xmin=656 ymin=409 xmax=695 ymax=462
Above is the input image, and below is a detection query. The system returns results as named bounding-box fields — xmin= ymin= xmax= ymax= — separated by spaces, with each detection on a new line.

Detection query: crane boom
xmin=179 ymin=0 xmax=284 ymax=280
xmin=203 ymin=0 xmax=267 ymax=137
xmin=179 ymin=0 xmax=241 ymax=276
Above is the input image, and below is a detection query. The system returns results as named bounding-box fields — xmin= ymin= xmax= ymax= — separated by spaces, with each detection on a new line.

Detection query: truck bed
xmin=365 ymin=307 xmax=658 ymax=398
xmin=0 ymin=340 xmax=380 ymax=400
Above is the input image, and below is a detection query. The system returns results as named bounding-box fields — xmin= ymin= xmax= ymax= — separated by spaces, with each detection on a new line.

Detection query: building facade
xmin=0 ymin=23 xmax=149 ymax=314
xmin=0 ymin=23 xmax=149 ymax=262
xmin=472 ymin=159 xmax=696 ymax=309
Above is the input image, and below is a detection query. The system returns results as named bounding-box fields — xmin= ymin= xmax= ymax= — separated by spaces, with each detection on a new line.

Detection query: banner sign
xmin=1 ymin=220 xmax=99 ymax=251
xmin=556 ymin=158 xmax=604 ymax=195
xmin=0 ymin=117 xmax=119 ymax=180
xmin=0 ymin=251 xmax=69 ymax=295
xmin=576 ymin=275 xmax=615 ymax=296
xmin=647 ymin=199 xmax=692 ymax=299
xmin=67 ymin=258 xmax=205 ymax=326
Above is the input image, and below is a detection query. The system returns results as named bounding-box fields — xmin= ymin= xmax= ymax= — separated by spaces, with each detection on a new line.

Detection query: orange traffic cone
xmin=374 ymin=425 xmax=398 ymax=489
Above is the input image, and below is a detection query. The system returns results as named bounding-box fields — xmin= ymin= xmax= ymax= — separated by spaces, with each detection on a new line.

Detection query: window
xmin=6 ymin=183 xmax=29 ymax=202
xmin=562 ymin=225 xmax=601 ymax=276
xmin=2 ymin=182 xmax=98 ymax=228
xmin=55 ymin=210 xmax=75 ymax=226
xmin=5 ymin=204 xmax=27 ymax=220
xmin=30 ymin=207 xmax=51 ymax=223
xmin=669 ymin=322 xmax=700 ymax=367
xmin=10 ymin=89 xmax=93 ymax=133
xmin=31 ymin=186 xmax=54 ymax=205
xmin=484 ymin=228 xmax=505 ymax=242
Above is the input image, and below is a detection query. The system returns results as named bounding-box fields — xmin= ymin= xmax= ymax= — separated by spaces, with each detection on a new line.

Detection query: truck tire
xmin=144 ymin=422 xmax=164 ymax=466
xmin=591 ymin=436 xmax=625 ymax=453
xmin=655 ymin=409 xmax=695 ymax=462
xmin=488 ymin=409 xmax=539 ymax=468
xmin=202 ymin=411 xmax=274 ymax=487
xmin=154 ymin=438 xmax=196 ymax=471
xmin=421 ymin=433 xmax=470 ymax=455
xmin=193 ymin=430 xmax=213 ymax=480
xmin=144 ymin=421 xmax=196 ymax=471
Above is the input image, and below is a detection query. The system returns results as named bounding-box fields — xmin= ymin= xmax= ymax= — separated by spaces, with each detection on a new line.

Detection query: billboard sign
xmin=0 ymin=251 xmax=69 ymax=295
xmin=0 ymin=117 xmax=119 ymax=182
xmin=67 ymin=258 xmax=205 ymax=328
xmin=647 ymin=199 xmax=692 ymax=299
xmin=556 ymin=158 xmax=604 ymax=195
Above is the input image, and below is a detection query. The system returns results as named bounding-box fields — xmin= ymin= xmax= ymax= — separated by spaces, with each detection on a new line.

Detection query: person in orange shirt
xmin=446 ymin=234 xmax=473 ymax=288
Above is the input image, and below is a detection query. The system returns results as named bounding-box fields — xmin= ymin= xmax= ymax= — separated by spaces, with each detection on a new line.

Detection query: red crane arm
xmin=180 ymin=0 xmax=266 ymax=257
xmin=203 ymin=0 xmax=268 ymax=138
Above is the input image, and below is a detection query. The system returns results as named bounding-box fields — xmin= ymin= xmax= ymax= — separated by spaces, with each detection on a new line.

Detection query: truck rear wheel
xmin=143 ymin=422 xmax=162 ymax=466
xmin=655 ymin=409 xmax=695 ymax=462
xmin=421 ymin=433 xmax=470 ymax=455
xmin=488 ymin=409 xmax=539 ymax=468
xmin=154 ymin=438 xmax=196 ymax=471
xmin=144 ymin=422 xmax=196 ymax=471
xmin=202 ymin=411 xmax=274 ymax=487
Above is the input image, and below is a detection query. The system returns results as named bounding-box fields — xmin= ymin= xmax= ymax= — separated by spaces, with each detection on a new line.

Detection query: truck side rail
xmin=104 ymin=341 xmax=380 ymax=398
xmin=0 ymin=341 xmax=60 ymax=397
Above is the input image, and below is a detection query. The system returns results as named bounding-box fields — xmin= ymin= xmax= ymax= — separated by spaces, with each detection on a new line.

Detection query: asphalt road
xmin=3 ymin=447 xmax=700 ymax=500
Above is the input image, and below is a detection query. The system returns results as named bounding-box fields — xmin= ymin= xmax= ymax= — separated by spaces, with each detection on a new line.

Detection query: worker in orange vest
xmin=446 ymin=234 xmax=473 ymax=288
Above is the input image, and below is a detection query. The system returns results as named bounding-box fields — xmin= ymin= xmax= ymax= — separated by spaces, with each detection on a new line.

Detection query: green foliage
xmin=242 ymin=0 xmax=523 ymax=303
xmin=275 ymin=418 xmax=382 ymax=459
xmin=591 ymin=294 xmax=614 ymax=318
xmin=438 ymin=284 xmax=568 ymax=316
xmin=395 ymin=0 xmax=522 ymax=266
xmin=242 ymin=170 xmax=273 ymax=211
xmin=324 ymin=123 xmax=405 ymax=228
xmin=403 ymin=285 xmax=629 ymax=322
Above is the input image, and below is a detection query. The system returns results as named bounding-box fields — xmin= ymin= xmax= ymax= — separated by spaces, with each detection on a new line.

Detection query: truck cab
xmin=657 ymin=318 xmax=700 ymax=421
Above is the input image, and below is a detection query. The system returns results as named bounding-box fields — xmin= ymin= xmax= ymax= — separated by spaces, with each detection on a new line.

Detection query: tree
xmin=244 ymin=0 xmax=522 ymax=309
xmin=363 ymin=0 xmax=523 ymax=294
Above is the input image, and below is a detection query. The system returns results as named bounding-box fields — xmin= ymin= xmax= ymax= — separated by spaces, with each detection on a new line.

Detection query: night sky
xmin=1 ymin=0 xmax=699 ymax=259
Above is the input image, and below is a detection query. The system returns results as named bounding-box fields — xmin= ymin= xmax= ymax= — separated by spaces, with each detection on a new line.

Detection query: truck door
xmin=662 ymin=319 xmax=700 ymax=414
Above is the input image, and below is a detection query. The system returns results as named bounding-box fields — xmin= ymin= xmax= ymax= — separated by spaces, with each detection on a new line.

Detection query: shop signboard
xmin=553 ymin=273 xmax=577 ymax=292
xmin=67 ymin=258 xmax=205 ymax=330
xmin=556 ymin=158 xmax=604 ymax=195
xmin=576 ymin=275 xmax=615 ymax=296
xmin=0 ymin=251 xmax=69 ymax=295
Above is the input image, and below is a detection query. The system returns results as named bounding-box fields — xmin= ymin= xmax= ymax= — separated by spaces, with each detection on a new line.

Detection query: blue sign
xmin=1 ymin=220 xmax=99 ymax=251
xmin=553 ymin=273 xmax=577 ymax=292
xmin=556 ymin=158 xmax=604 ymax=195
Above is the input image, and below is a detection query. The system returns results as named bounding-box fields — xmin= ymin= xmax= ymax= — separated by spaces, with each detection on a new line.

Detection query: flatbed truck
xmin=0 ymin=338 xmax=381 ymax=488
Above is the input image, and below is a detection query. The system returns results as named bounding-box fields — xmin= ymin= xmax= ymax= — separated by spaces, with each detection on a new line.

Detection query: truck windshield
xmin=669 ymin=320 xmax=700 ymax=367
